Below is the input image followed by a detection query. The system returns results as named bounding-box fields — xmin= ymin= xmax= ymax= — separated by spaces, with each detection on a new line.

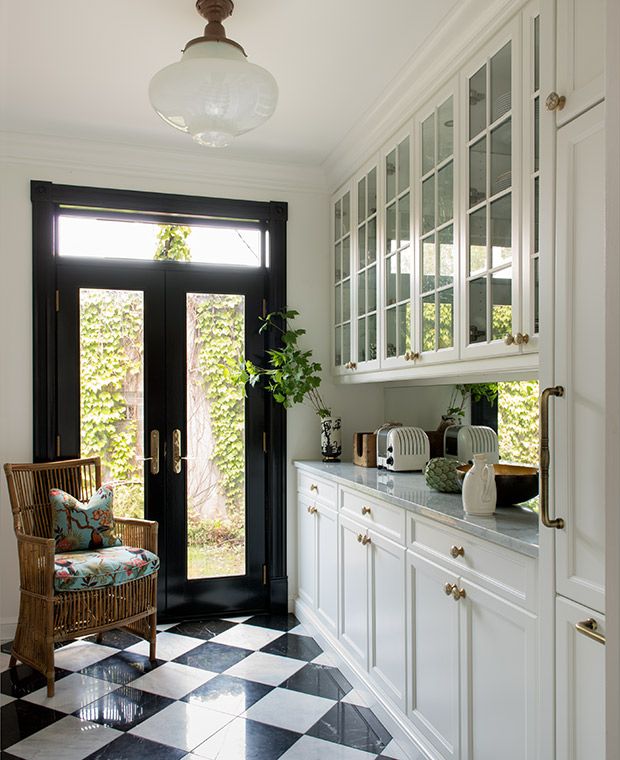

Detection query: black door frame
xmin=31 ymin=180 xmax=288 ymax=614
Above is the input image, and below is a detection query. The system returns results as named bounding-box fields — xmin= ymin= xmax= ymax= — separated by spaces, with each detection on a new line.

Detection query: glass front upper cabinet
xmin=418 ymin=91 xmax=458 ymax=363
xmin=465 ymin=34 xmax=517 ymax=354
xmin=355 ymin=164 xmax=379 ymax=368
xmin=382 ymin=132 xmax=413 ymax=365
xmin=333 ymin=187 xmax=352 ymax=371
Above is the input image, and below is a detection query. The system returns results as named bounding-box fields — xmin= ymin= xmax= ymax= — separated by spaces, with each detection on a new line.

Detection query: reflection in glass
xmin=368 ymin=168 xmax=377 ymax=215
xmin=358 ymin=177 xmax=366 ymax=221
xmin=534 ymin=258 xmax=540 ymax=333
xmin=335 ymin=284 xmax=342 ymax=324
xmin=469 ymin=207 xmax=487 ymax=275
xmin=343 ymin=322 xmax=351 ymax=364
xmin=334 ymin=199 xmax=341 ymax=241
xmin=398 ymin=138 xmax=410 ymax=194
xmin=342 ymin=192 xmax=350 ymax=234
xmin=399 ymin=193 xmax=410 ymax=247
xmin=335 ymin=242 xmax=342 ymax=281
xmin=358 ymin=317 xmax=366 ymax=363
xmin=534 ymin=97 xmax=540 ymax=171
xmin=491 ymin=267 xmax=513 ymax=340
xmin=368 ymin=265 xmax=377 ymax=312
xmin=342 ymin=236 xmax=351 ymax=278
xmin=386 ymin=150 xmax=397 ymax=202
xmin=439 ymin=288 xmax=454 ymax=349
xmin=438 ymin=162 xmax=453 ymax=225
xmin=491 ymin=42 xmax=511 ymax=123
xmin=386 ymin=203 xmax=397 ymax=254
xmin=367 ymin=218 xmax=377 ymax=264
xmin=534 ymin=16 xmax=540 ymax=91
xmin=469 ymin=137 xmax=486 ymax=207
xmin=422 ymin=114 xmax=435 ymax=175
xmin=438 ymin=97 xmax=454 ymax=162
xmin=439 ymin=226 xmax=454 ymax=286
xmin=343 ymin=279 xmax=350 ymax=320
xmin=386 ymin=255 xmax=397 ymax=305
xmin=422 ymin=236 xmax=436 ymax=292
xmin=335 ymin=326 xmax=342 ymax=366
xmin=358 ymin=271 xmax=366 ymax=316
xmin=534 ymin=176 xmax=540 ymax=253
xmin=469 ymin=65 xmax=487 ymax=138
xmin=469 ymin=277 xmax=487 ymax=343
xmin=491 ymin=119 xmax=512 ymax=196
xmin=386 ymin=307 xmax=397 ymax=357
xmin=399 ymin=248 xmax=411 ymax=301
xmin=358 ymin=225 xmax=366 ymax=270
xmin=491 ymin=194 xmax=512 ymax=268
xmin=422 ymin=294 xmax=435 ymax=352
xmin=368 ymin=313 xmax=377 ymax=360
xmin=186 ymin=293 xmax=245 ymax=579
xmin=422 ymin=177 xmax=435 ymax=234
xmin=398 ymin=304 xmax=410 ymax=355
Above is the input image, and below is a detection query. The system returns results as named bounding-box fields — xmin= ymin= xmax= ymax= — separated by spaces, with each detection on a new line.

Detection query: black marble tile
xmin=307 ymin=702 xmax=392 ymax=755
xmin=199 ymin=717 xmax=301 ymax=760
xmin=260 ymin=633 xmax=322 ymax=662
xmin=172 ymin=641 xmax=252 ymax=673
xmin=244 ymin=613 xmax=300 ymax=632
xmin=165 ymin=619 xmax=236 ymax=640
xmin=84 ymin=629 xmax=143 ymax=649
xmin=1 ymin=664 xmax=71 ymax=699
xmin=280 ymin=662 xmax=353 ymax=700
xmin=82 ymin=732 xmax=186 ymax=760
xmin=1 ymin=700 xmax=65 ymax=750
xmin=183 ymin=674 xmax=272 ymax=714
xmin=73 ymin=685 xmax=173 ymax=730
xmin=2 ymin=752 xmax=23 ymax=760
xmin=80 ymin=651 xmax=164 ymax=685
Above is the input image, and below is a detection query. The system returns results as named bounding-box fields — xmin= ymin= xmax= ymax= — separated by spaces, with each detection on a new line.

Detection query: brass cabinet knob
xmin=444 ymin=582 xmax=456 ymax=596
xmin=307 ymin=505 xmax=318 ymax=515
xmin=410 ymin=351 xmax=421 ymax=361
xmin=515 ymin=332 xmax=530 ymax=345
xmin=361 ymin=535 xmax=372 ymax=546
xmin=361 ymin=506 xmax=372 ymax=515
xmin=451 ymin=586 xmax=467 ymax=601
xmin=345 ymin=361 xmax=357 ymax=370
xmin=450 ymin=545 xmax=465 ymax=558
xmin=545 ymin=91 xmax=566 ymax=111
xmin=357 ymin=533 xmax=364 ymax=543
xmin=310 ymin=483 xmax=318 ymax=493
xmin=403 ymin=351 xmax=411 ymax=361
xmin=505 ymin=333 xmax=516 ymax=346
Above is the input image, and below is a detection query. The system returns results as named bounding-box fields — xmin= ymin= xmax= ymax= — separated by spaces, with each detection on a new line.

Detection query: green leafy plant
xmin=446 ymin=383 xmax=498 ymax=420
xmin=227 ymin=309 xmax=331 ymax=419
xmin=154 ymin=225 xmax=191 ymax=261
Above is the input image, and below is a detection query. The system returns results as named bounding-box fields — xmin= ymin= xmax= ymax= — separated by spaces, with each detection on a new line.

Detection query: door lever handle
xmin=141 ymin=430 xmax=160 ymax=475
xmin=172 ymin=429 xmax=182 ymax=474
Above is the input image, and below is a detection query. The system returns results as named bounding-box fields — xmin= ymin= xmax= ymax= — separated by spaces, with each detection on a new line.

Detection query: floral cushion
xmin=50 ymin=485 xmax=122 ymax=552
xmin=54 ymin=545 xmax=159 ymax=592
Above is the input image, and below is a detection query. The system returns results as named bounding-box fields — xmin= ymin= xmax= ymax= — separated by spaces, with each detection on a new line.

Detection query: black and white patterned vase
xmin=320 ymin=416 xmax=342 ymax=462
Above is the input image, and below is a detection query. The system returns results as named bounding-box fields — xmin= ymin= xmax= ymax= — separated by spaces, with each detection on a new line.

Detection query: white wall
xmin=0 ymin=134 xmax=385 ymax=633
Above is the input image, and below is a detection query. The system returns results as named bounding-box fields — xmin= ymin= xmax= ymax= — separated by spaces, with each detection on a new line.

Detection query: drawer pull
xmin=450 ymin=545 xmax=465 ymax=558
xmin=575 ymin=618 xmax=606 ymax=646
xmin=361 ymin=506 xmax=372 ymax=515
xmin=307 ymin=505 xmax=317 ymax=515
xmin=310 ymin=483 xmax=319 ymax=493
xmin=361 ymin=535 xmax=372 ymax=546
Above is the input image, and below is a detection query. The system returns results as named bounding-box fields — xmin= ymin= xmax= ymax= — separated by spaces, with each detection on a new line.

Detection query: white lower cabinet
xmin=338 ymin=514 xmax=369 ymax=667
xmin=555 ymin=596 xmax=606 ymax=760
xmin=297 ymin=495 xmax=316 ymax=608
xmin=315 ymin=502 xmax=338 ymax=635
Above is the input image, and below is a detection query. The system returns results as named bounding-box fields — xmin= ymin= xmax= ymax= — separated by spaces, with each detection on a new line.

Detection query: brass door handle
xmin=539 ymin=386 xmax=565 ymax=529
xmin=172 ymin=429 xmax=182 ymax=474
xmin=545 ymin=91 xmax=566 ymax=111
xmin=307 ymin=505 xmax=318 ymax=515
xmin=141 ymin=430 xmax=160 ymax=475
xmin=450 ymin=545 xmax=465 ymax=558
xmin=575 ymin=618 xmax=606 ymax=645
xmin=361 ymin=506 xmax=372 ymax=515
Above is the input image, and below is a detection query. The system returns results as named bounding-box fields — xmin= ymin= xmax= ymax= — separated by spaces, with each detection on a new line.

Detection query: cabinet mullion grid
xmin=530 ymin=14 xmax=540 ymax=337
xmin=467 ymin=40 xmax=514 ymax=346
xmin=334 ymin=190 xmax=352 ymax=367
xmin=356 ymin=168 xmax=378 ymax=364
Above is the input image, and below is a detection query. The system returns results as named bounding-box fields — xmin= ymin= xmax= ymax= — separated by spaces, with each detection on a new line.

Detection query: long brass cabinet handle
xmin=575 ymin=618 xmax=605 ymax=645
xmin=172 ymin=429 xmax=182 ymax=474
xmin=142 ymin=430 xmax=160 ymax=475
xmin=539 ymin=386 xmax=565 ymax=529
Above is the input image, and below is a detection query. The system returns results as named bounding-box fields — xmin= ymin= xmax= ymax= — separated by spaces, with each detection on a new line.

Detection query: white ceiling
xmin=0 ymin=0 xmax=460 ymax=166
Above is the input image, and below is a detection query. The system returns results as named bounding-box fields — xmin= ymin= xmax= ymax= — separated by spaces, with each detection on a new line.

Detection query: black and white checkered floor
xmin=1 ymin=614 xmax=416 ymax=760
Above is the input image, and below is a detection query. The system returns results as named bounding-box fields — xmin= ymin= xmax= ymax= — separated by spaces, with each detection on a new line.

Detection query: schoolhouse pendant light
xmin=149 ymin=0 xmax=278 ymax=148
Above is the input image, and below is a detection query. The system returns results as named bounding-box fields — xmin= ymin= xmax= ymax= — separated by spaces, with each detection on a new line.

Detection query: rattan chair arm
xmin=15 ymin=532 xmax=55 ymax=597
xmin=115 ymin=517 xmax=159 ymax=555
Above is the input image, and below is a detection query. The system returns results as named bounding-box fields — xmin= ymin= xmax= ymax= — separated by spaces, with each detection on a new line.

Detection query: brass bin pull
xmin=575 ymin=618 xmax=606 ymax=646
xmin=539 ymin=386 xmax=565 ymax=529
xmin=310 ymin=483 xmax=319 ymax=493
xmin=142 ymin=430 xmax=160 ymax=476
xmin=307 ymin=505 xmax=318 ymax=515
xmin=172 ymin=429 xmax=182 ymax=474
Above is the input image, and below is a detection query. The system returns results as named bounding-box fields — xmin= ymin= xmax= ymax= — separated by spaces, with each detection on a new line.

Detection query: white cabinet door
xmin=368 ymin=530 xmax=406 ymax=710
xmin=556 ymin=596 xmax=606 ymax=760
xmin=297 ymin=496 xmax=316 ymax=608
xmin=554 ymin=104 xmax=606 ymax=614
xmin=338 ymin=514 xmax=369 ymax=667
xmin=555 ymin=0 xmax=605 ymax=127
xmin=460 ymin=579 xmax=537 ymax=760
xmin=406 ymin=550 xmax=461 ymax=760
xmin=316 ymin=503 xmax=338 ymax=635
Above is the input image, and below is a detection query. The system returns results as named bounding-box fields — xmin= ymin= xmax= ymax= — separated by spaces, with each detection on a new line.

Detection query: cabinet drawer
xmin=409 ymin=515 xmax=537 ymax=610
xmin=341 ymin=488 xmax=405 ymax=545
xmin=297 ymin=471 xmax=337 ymax=507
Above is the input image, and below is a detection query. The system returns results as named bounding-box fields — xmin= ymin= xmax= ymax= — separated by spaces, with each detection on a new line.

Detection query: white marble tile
xmin=0 ymin=693 xmax=16 ymax=706
xmin=23 ymin=673 xmax=121 ymax=713
xmin=243 ymin=687 xmax=335 ymax=733
xmin=381 ymin=739 xmax=421 ymax=759
xmin=52 ymin=640 xmax=118 ymax=671
xmin=6 ymin=715 xmax=121 ymax=760
xmin=0 ymin=651 xmax=13 ymax=671
xmin=223 ymin=651 xmax=305 ymax=686
xmin=125 ymin=631 xmax=203 ymax=661
xmin=288 ymin=624 xmax=309 ymax=636
xmin=312 ymin=651 xmax=337 ymax=667
xmin=129 ymin=660 xmax=217 ymax=699
xmin=340 ymin=688 xmax=371 ymax=707
xmin=129 ymin=700 xmax=233 ymax=752
xmin=209 ymin=624 xmax=283 ymax=651
xmin=280 ymin=735 xmax=377 ymax=760
xmin=156 ymin=622 xmax=179 ymax=631
xmin=219 ymin=615 xmax=253 ymax=623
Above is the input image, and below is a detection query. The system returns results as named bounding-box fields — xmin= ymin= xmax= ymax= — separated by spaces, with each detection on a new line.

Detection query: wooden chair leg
xmin=47 ymin=674 xmax=55 ymax=698
xmin=8 ymin=655 xmax=17 ymax=668
xmin=95 ymin=632 xmax=104 ymax=644
xmin=149 ymin=611 xmax=157 ymax=661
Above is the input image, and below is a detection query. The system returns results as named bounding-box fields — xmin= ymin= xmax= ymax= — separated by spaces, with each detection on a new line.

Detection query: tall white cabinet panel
xmin=368 ymin=531 xmax=406 ymax=710
xmin=554 ymin=0 xmax=605 ymax=127
xmin=338 ymin=515 xmax=369 ymax=667
xmin=553 ymin=103 xmax=606 ymax=614
xmin=555 ymin=596 xmax=606 ymax=760
xmin=460 ymin=580 xmax=537 ymax=760
xmin=297 ymin=496 xmax=317 ymax=608
xmin=407 ymin=550 xmax=461 ymax=760
xmin=333 ymin=184 xmax=354 ymax=375
xmin=316 ymin=504 xmax=338 ymax=636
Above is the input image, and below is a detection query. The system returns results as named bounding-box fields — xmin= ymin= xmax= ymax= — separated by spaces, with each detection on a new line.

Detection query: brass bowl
xmin=456 ymin=463 xmax=539 ymax=507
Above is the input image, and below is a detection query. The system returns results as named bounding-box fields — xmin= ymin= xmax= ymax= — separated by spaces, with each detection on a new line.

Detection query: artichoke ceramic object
xmin=424 ymin=457 xmax=462 ymax=493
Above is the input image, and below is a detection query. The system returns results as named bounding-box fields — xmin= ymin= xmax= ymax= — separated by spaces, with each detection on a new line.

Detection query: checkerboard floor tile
xmin=0 ymin=614 xmax=412 ymax=760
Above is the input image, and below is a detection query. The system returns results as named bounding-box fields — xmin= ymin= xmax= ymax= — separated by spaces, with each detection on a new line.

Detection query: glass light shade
xmin=149 ymin=40 xmax=278 ymax=147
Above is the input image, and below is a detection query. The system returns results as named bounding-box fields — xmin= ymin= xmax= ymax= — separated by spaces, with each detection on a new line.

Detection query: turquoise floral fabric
xmin=50 ymin=485 xmax=122 ymax=552
xmin=54 ymin=545 xmax=160 ymax=592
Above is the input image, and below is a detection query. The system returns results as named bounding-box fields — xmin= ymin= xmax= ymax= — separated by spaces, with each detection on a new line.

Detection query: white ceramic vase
xmin=320 ymin=417 xmax=342 ymax=462
xmin=462 ymin=454 xmax=497 ymax=515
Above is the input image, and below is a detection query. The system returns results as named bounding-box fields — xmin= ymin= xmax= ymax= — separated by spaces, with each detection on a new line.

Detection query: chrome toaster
xmin=376 ymin=426 xmax=430 ymax=472
xmin=443 ymin=424 xmax=499 ymax=464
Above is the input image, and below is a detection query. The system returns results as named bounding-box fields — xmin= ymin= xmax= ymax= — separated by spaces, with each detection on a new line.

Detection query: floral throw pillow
xmin=50 ymin=485 xmax=122 ymax=552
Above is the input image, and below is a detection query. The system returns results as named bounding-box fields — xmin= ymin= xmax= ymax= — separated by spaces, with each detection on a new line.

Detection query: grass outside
xmin=188 ymin=543 xmax=245 ymax=579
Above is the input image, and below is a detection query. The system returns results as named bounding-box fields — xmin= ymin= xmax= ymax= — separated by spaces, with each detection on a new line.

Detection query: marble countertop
xmin=294 ymin=461 xmax=539 ymax=558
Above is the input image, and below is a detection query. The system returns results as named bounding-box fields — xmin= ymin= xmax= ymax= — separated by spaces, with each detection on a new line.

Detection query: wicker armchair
xmin=3 ymin=457 xmax=158 ymax=697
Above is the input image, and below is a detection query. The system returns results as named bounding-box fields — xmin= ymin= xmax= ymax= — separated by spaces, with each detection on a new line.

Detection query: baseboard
xmin=295 ymin=598 xmax=441 ymax=760
xmin=268 ymin=577 xmax=288 ymax=613
xmin=0 ymin=618 xmax=17 ymax=641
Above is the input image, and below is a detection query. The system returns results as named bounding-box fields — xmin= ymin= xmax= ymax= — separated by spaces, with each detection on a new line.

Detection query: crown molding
xmin=0 ymin=131 xmax=329 ymax=196
xmin=323 ymin=0 xmax=527 ymax=192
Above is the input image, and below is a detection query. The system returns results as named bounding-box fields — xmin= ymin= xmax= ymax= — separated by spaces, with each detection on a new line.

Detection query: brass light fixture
xmin=149 ymin=0 xmax=278 ymax=148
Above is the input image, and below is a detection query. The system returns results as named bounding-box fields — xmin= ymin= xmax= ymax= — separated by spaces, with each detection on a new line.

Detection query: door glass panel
xmin=398 ymin=138 xmax=410 ymax=194
xmin=422 ymin=114 xmax=435 ymax=175
xmin=335 ymin=326 xmax=342 ymax=365
xmin=368 ymin=264 xmax=377 ymax=312
xmin=343 ymin=322 xmax=351 ymax=363
xmin=534 ymin=258 xmax=540 ymax=333
xmin=186 ymin=293 xmax=245 ymax=579
xmin=491 ymin=268 xmax=513 ymax=340
xmin=367 ymin=218 xmax=377 ymax=264
xmin=438 ymin=288 xmax=454 ymax=349
xmin=368 ymin=314 xmax=377 ymax=360
xmin=491 ymin=194 xmax=512 ymax=268
xmin=358 ymin=318 xmax=366 ymax=363
xmin=422 ymin=178 xmax=435 ymax=234
xmin=342 ymin=237 xmax=351 ymax=278
xmin=469 ymin=137 xmax=486 ymax=207
xmin=368 ymin=168 xmax=377 ymax=214
xmin=386 ymin=255 xmax=397 ymax=305
xmin=386 ymin=203 xmax=397 ymax=254
xmin=358 ymin=177 xmax=366 ymax=221
xmin=469 ymin=277 xmax=487 ymax=343
xmin=469 ymin=207 xmax=487 ymax=275
xmin=80 ymin=289 xmax=144 ymax=519
xmin=534 ymin=16 xmax=540 ymax=91
xmin=335 ymin=242 xmax=342 ymax=281
xmin=490 ymin=119 xmax=512 ymax=196
xmin=399 ymin=248 xmax=411 ymax=301
xmin=437 ymin=163 xmax=453 ymax=225
xmin=469 ymin=65 xmax=487 ymax=138
xmin=334 ymin=284 xmax=342 ymax=324
xmin=358 ymin=272 xmax=366 ymax=316
xmin=422 ymin=236 xmax=436 ymax=292
xmin=342 ymin=279 xmax=350 ymax=319
xmin=490 ymin=42 xmax=511 ymax=122
xmin=398 ymin=193 xmax=410 ymax=247
xmin=334 ymin=200 xmax=341 ymax=240
xmin=422 ymin=294 xmax=436 ymax=352
xmin=534 ymin=176 xmax=540 ymax=253
xmin=438 ymin=97 xmax=454 ymax=162
xmin=358 ymin=226 xmax=366 ymax=270
xmin=534 ymin=97 xmax=540 ymax=171
xmin=386 ymin=150 xmax=397 ymax=202
xmin=341 ymin=193 xmax=350 ymax=234
xmin=398 ymin=304 xmax=410 ymax=355
xmin=438 ymin=226 xmax=454 ymax=286
xmin=386 ymin=308 xmax=397 ymax=357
